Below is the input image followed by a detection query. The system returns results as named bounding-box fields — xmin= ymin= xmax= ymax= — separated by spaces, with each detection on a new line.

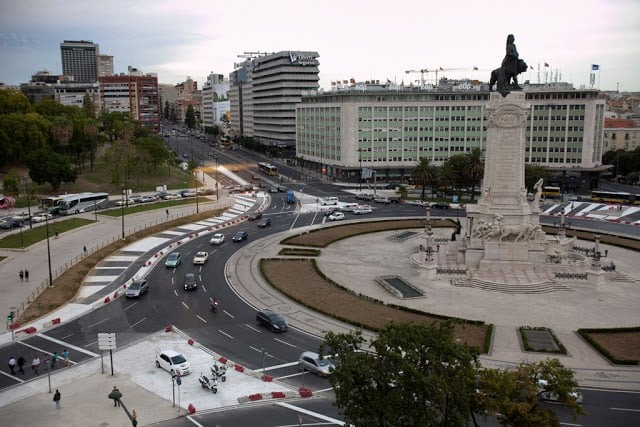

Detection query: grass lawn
xmin=0 ymin=218 xmax=94 ymax=249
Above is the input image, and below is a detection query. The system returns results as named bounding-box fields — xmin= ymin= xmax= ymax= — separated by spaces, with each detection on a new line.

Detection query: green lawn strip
xmin=280 ymin=218 xmax=455 ymax=248
xmin=278 ymin=248 xmax=321 ymax=256
xmin=100 ymin=197 xmax=213 ymax=217
xmin=577 ymin=327 xmax=640 ymax=365
xmin=0 ymin=218 xmax=94 ymax=249
xmin=260 ymin=258 xmax=491 ymax=352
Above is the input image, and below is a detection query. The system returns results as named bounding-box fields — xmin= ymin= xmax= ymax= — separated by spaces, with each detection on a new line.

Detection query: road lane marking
xmin=276 ymin=402 xmax=345 ymax=426
xmin=60 ymin=333 xmax=74 ymax=340
xmin=223 ymin=310 xmax=234 ymax=319
xmin=196 ymin=315 xmax=207 ymax=323
xmin=201 ymin=285 xmax=208 ymax=293
xmin=87 ymin=318 xmax=108 ymax=329
xmin=124 ymin=301 xmax=138 ymax=311
xmin=611 ymin=407 xmax=640 ymax=412
xmin=218 ymin=330 xmax=234 ymax=339
xmin=274 ymin=338 xmax=296 ymax=348
xmin=36 ymin=333 xmax=99 ymax=357
xmin=173 ymin=290 xmax=179 ymax=297
xmin=85 ymin=340 xmax=98 ymax=348
xmin=0 ymin=370 xmax=25 ymax=382
xmin=275 ymin=372 xmax=304 ymax=380
xmin=261 ymin=361 xmax=300 ymax=371
xmin=245 ymin=324 xmax=261 ymax=333
xmin=129 ymin=318 xmax=146 ymax=328
xmin=182 ymin=302 xmax=189 ymax=310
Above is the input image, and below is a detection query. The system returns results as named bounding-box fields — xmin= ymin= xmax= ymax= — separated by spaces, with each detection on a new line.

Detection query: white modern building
xmin=230 ymin=51 xmax=319 ymax=153
xmin=296 ymin=81 xmax=607 ymax=193
xmin=201 ymin=72 xmax=230 ymax=129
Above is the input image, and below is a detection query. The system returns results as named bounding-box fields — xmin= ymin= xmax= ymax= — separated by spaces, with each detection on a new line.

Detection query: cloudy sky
xmin=1 ymin=0 xmax=639 ymax=91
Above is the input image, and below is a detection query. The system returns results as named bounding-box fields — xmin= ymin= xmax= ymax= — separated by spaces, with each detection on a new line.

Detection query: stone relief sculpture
xmin=545 ymin=236 xmax=577 ymax=263
xmin=470 ymin=213 xmax=540 ymax=243
xmin=532 ymin=178 xmax=544 ymax=207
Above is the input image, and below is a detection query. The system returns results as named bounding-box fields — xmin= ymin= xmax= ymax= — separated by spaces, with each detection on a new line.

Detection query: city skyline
xmin=1 ymin=0 xmax=639 ymax=92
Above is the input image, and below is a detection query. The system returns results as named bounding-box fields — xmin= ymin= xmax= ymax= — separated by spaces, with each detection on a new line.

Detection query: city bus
xmin=59 ymin=192 xmax=109 ymax=215
xmin=257 ymin=162 xmax=279 ymax=176
xmin=590 ymin=191 xmax=639 ymax=205
xmin=541 ymin=186 xmax=561 ymax=199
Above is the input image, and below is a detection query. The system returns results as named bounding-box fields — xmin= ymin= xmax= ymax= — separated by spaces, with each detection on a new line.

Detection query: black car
xmin=232 ymin=231 xmax=249 ymax=242
xmin=0 ymin=218 xmax=24 ymax=229
xmin=183 ymin=273 xmax=197 ymax=290
xmin=430 ymin=202 xmax=451 ymax=209
xmin=256 ymin=309 xmax=288 ymax=332
xmin=248 ymin=211 xmax=262 ymax=221
xmin=257 ymin=218 xmax=271 ymax=228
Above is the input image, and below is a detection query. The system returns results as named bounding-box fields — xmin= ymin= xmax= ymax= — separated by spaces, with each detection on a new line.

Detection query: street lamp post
xmin=121 ymin=187 xmax=125 ymax=239
xmin=44 ymin=215 xmax=53 ymax=288
xmin=24 ymin=177 xmax=32 ymax=230
xmin=214 ymin=156 xmax=219 ymax=200
xmin=357 ymin=148 xmax=363 ymax=192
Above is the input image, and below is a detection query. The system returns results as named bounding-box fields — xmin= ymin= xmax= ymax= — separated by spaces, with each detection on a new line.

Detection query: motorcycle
xmin=198 ymin=372 xmax=218 ymax=393
xmin=210 ymin=297 xmax=219 ymax=312
xmin=210 ymin=361 xmax=227 ymax=382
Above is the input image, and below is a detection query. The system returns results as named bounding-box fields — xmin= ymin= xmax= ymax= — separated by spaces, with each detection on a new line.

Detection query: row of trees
xmin=0 ymin=90 xmax=173 ymax=193
xmin=322 ymin=322 xmax=584 ymax=427
xmin=602 ymin=148 xmax=640 ymax=185
xmin=411 ymin=148 xmax=548 ymax=201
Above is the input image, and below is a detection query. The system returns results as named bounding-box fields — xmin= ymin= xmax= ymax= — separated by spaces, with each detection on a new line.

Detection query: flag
xmin=544 ymin=63 xmax=549 ymax=67
xmin=591 ymin=64 xmax=600 ymax=71
xmin=473 ymin=66 xmax=478 ymax=70
xmin=439 ymin=67 xmax=444 ymax=71
xmin=529 ymin=65 xmax=534 ymax=70
xmin=331 ymin=81 xmax=336 ymax=86
xmin=350 ymin=78 xmax=355 ymax=84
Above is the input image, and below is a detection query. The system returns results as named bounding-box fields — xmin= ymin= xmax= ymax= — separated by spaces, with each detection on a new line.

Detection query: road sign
xmin=98 ymin=332 xmax=117 ymax=350
xmin=362 ymin=168 xmax=373 ymax=179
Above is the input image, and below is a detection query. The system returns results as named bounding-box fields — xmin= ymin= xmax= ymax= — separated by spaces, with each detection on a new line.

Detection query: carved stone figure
xmin=545 ymin=236 xmax=577 ymax=263
xmin=532 ymin=178 xmax=544 ymax=207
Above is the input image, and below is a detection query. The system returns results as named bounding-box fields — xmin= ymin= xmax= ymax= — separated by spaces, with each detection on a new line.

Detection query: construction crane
xmin=405 ymin=67 xmax=480 ymax=85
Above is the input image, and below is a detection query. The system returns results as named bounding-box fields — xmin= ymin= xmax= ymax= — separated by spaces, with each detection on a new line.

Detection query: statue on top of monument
xmin=489 ymin=34 xmax=528 ymax=96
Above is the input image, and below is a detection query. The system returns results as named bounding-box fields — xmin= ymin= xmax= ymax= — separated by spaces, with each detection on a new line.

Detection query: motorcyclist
xmin=210 ymin=297 xmax=219 ymax=311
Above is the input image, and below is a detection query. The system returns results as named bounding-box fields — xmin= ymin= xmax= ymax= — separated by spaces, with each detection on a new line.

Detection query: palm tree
xmin=412 ymin=157 xmax=438 ymax=201
xmin=464 ymin=148 xmax=484 ymax=201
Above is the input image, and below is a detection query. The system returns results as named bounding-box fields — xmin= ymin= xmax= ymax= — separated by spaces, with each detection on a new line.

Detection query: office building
xmin=60 ymin=40 xmax=99 ymax=83
xmin=202 ymin=72 xmax=230 ymax=129
xmin=98 ymin=54 xmax=114 ymax=77
xmin=99 ymin=68 xmax=161 ymax=131
xmin=296 ymin=81 xmax=607 ymax=193
xmin=230 ymin=51 xmax=320 ymax=153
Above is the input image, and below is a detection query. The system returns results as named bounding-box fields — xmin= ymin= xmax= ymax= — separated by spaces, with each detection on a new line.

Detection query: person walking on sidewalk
xmin=61 ymin=349 xmax=70 ymax=366
xmin=16 ymin=355 xmax=26 ymax=375
xmin=8 ymin=356 xmax=16 ymax=375
xmin=24 ymin=269 xmax=29 ymax=282
xmin=50 ymin=352 xmax=59 ymax=369
xmin=112 ymin=386 xmax=121 ymax=406
xmin=31 ymin=355 xmax=40 ymax=375
xmin=53 ymin=389 xmax=61 ymax=409
xmin=19 ymin=270 xmax=23 ymax=282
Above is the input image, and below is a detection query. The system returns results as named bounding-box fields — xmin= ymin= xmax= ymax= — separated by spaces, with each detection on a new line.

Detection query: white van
xmin=320 ymin=197 xmax=339 ymax=206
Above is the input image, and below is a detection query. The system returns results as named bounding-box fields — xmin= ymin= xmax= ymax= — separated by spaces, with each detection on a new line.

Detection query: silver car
xmin=125 ymin=279 xmax=148 ymax=298
xmin=298 ymin=351 xmax=334 ymax=377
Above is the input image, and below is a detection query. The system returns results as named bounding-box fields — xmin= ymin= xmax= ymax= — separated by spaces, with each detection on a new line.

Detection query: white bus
xmin=59 ymin=192 xmax=109 ymax=215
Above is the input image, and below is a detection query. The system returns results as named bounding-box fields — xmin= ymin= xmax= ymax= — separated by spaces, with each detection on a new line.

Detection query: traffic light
xmin=7 ymin=311 xmax=14 ymax=322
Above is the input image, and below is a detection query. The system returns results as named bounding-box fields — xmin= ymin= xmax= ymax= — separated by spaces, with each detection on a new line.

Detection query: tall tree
xmin=185 ymin=105 xmax=196 ymax=129
xmin=322 ymin=322 xmax=480 ymax=427
xmin=0 ymin=90 xmax=32 ymax=115
xmin=464 ymin=148 xmax=484 ymax=200
xmin=82 ymin=93 xmax=96 ymax=119
xmin=412 ymin=157 xmax=438 ymax=201
xmin=27 ymin=148 xmax=77 ymax=191
xmin=477 ymin=359 xmax=585 ymax=426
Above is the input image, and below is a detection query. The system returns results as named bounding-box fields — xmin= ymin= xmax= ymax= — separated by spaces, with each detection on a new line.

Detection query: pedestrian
xmin=24 ymin=269 xmax=29 ymax=282
xmin=53 ymin=389 xmax=61 ymax=409
xmin=62 ymin=349 xmax=70 ymax=366
xmin=165 ymin=209 xmax=169 ymax=218
xmin=31 ymin=355 xmax=40 ymax=375
xmin=50 ymin=352 xmax=58 ymax=369
xmin=19 ymin=270 xmax=24 ymax=282
xmin=131 ymin=409 xmax=137 ymax=423
xmin=112 ymin=386 xmax=121 ymax=407
xmin=83 ymin=246 xmax=87 ymax=256
xmin=17 ymin=355 xmax=26 ymax=375
xmin=8 ymin=356 xmax=16 ymax=375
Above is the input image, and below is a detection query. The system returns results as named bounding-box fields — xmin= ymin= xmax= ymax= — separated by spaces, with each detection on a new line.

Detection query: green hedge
xmin=278 ymin=248 xmax=321 ymax=256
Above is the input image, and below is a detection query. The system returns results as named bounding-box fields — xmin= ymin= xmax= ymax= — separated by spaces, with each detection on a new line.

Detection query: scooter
xmin=210 ymin=361 xmax=227 ymax=382
xmin=198 ymin=372 xmax=218 ymax=393
xmin=210 ymin=297 xmax=219 ymax=312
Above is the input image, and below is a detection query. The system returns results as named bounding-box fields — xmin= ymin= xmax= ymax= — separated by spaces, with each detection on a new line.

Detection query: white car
xmin=352 ymin=206 xmax=372 ymax=214
xmin=163 ymin=193 xmax=181 ymax=200
xmin=537 ymin=379 xmax=583 ymax=404
xmin=327 ymin=212 xmax=345 ymax=221
xmin=31 ymin=212 xmax=53 ymax=223
xmin=155 ymin=350 xmax=191 ymax=376
xmin=298 ymin=351 xmax=335 ymax=377
xmin=209 ymin=233 xmax=225 ymax=245
xmin=193 ymin=251 xmax=209 ymax=265
xmin=407 ymin=200 xmax=426 ymax=206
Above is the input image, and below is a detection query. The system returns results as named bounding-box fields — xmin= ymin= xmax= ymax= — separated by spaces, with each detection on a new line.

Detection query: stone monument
xmin=463 ymin=91 xmax=547 ymax=269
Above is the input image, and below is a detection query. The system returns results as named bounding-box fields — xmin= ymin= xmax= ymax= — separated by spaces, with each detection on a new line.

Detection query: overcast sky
xmin=1 ymin=0 xmax=639 ymax=92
